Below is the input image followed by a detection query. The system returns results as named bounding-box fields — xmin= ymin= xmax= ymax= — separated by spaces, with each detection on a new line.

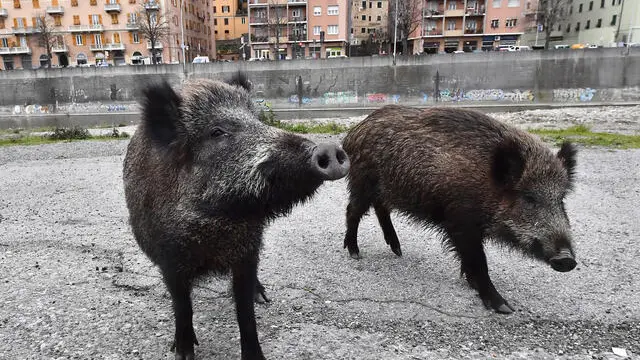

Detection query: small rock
xmin=612 ymin=347 xmax=628 ymax=358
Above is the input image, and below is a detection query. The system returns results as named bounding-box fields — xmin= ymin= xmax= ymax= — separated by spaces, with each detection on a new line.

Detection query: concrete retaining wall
xmin=1 ymin=48 xmax=639 ymax=128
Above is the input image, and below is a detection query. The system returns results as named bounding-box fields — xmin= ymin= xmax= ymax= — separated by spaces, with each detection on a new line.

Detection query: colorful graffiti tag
xmin=553 ymin=88 xmax=597 ymax=102
xmin=437 ymin=89 xmax=535 ymax=102
xmin=321 ymin=91 xmax=358 ymax=105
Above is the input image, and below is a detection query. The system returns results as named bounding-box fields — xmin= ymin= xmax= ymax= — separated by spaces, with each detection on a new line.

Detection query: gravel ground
xmin=0 ymin=107 xmax=639 ymax=360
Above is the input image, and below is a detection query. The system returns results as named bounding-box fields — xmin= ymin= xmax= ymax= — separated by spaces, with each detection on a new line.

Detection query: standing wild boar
xmin=122 ymin=75 xmax=350 ymax=360
xmin=342 ymin=105 xmax=577 ymax=314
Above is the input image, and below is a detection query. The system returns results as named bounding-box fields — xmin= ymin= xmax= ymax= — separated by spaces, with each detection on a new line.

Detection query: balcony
xmin=69 ymin=24 xmax=104 ymax=32
xmin=464 ymin=27 xmax=483 ymax=35
xmin=465 ymin=6 xmax=485 ymax=16
xmin=250 ymin=16 xmax=268 ymax=24
xmin=423 ymin=7 xmax=444 ymax=17
xmin=147 ymin=41 xmax=163 ymax=49
xmin=287 ymin=0 xmax=306 ymax=5
xmin=144 ymin=1 xmax=160 ymax=10
xmin=444 ymin=29 xmax=464 ymax=36
xmin=0 ymin=46 xmax=31 ymax=55
xmin=269 ymin=36 xmax=288 ymax=44
xmin=46 ymin=5 xmax=64 ymax=14
xmin=288 ymin=16 xmax=306 ymax=23
xmin=444 ymin=9 xmax=465 ymax=17
xmin=423 ymin=29 xmax=443 ymax=37
xmin=51 ymin=44 xmax=68 ymax=52
xmin=251 ymin=35 xmax=269 ymax=43
xmin=288 ymin=33 xmax=307 ymax=41
xmin=0 ymin=8 xmax=7 ymax=17
xmin=105 ymin=3 xmax=122 ymax=12
xmin=12 ymin=26 xmax=37 ymax=35
xmin=126 ymin=22 xmax=139 ymax=30
xmin=90 ymin=43 xmax=125 ymax=51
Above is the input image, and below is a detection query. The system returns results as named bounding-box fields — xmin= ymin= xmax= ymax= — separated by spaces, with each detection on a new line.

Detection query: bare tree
xmin=539 ymin=0 xmax=570 ymax=50
xmin=137 ymin=3 xmax=170 ymax=64
xmin=267 ymin=0 xmax=287 ymax=61
xmin=34 ymin=13 xmax=57 ymax=68
xmin=389 ymin=0 xmax=422 ymax=55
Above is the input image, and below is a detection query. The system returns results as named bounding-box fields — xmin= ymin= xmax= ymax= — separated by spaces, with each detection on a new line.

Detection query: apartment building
xmin=555 ymin=0 xmax=638 ymax=47
xmin=483 ymin=0 xmax=527 ymax=49
xmin=212 ymin=0 xmax=248 ymax=60
xmin=350 ymin=0 xmax=388 ymax=47
xmin=412 ymin=0 xmax=488 ymax=54
xmin=0 ymin=0 xmax=214 ymax=70
xmin=247 ymin=0 xmax=347 ymax=60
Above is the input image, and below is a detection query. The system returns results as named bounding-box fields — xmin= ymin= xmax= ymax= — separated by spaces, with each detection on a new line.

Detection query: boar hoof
xmin=496 ymin=303 xmax=514 ymax=314
xmin=254 ymin=281 xmax=271 ymax=304
xmin=349 ymin=252 xmax=362 ymax=260
xmin=390 ymin=245 xmax=402 ymax=257
xmin=175 ymin=353 xmax=195 ymax=360
xmin=482 ymin=297 xmax=514 ymax=314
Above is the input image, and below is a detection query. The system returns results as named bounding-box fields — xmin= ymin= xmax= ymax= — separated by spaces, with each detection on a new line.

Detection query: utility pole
xmin=534 ymin=10 xmax=539 ymax=47
xmin=393 ymin=0 xmax=398 ymax=65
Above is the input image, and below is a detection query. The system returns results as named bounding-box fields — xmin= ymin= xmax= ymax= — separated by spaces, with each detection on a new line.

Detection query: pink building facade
xmin=483 ymin=0 xmax=527 ymax=48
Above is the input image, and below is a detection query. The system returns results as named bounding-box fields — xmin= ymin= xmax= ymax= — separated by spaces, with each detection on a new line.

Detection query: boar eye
xmin=523 ymin=194 xmax=537 ymax=204
xmin=210 ymin=128 xmax=226 ymax=138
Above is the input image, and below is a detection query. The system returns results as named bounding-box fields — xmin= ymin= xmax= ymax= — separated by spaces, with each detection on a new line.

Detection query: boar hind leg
xmin=448 ymin=230 xmax=515 ymax=314
xmin=343 ymin=195 xmax=372 ymax=259
xmin=232 ymin=255 xmax=265 ymax=360
xmin=163 ymin=271 xmax=198 ymax=360
xmin=373 ymin=201 xmax=402 ymax=256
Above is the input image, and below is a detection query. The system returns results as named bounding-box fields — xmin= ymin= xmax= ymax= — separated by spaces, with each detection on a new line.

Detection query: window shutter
xmin=128 ymin=32 xmax=133 ymax=43
xmin=88 ymin=15 xmax=92 ymax=24
xmin=32 ymin=17 xmax=36 ymax=27
xmin=13 ymin=18 xmax=18 ymax=28
xmin=99 ymin=15 xmax=102 ymax=24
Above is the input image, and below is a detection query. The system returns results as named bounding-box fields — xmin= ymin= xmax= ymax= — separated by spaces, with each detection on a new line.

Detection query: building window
xmin=575 ymin=22 xmax=580 ymax=31
xmin=466 ymin=19 xmax=477 ymax=29
xmin=32 ymin=0 xmax=39 ymax=8
xmin=90 ymin=0 xmax=96 ymax=5
xmin=213 ymin=6 xmax=216 ymax=13
xmin=579 ymin=3 xmax=582 ymax=12
xmin=133 ymin=32 xmax=139 ymax=43
xmin=327 ymin=5 xmax=338 ymax=15
xmin=505 ymin=18 xmax=517 ymax=27
xmin=507 ymin=0 xmax=519 ymax=7
xmin=585 ymin=19 xmax=590 ymax=29
xmin=327 ymin=25 xmax=338 ymax=34
xmin=225 ymin=29 xmax=229 ymax=34
xmin=222 ymin=5 xmax=230 ymax=12
xmin=314 ymin=6 xmax=321 ymax=16
xmin=377 ymin=15 xmax=381 ymax=21
xmin=611 ymin=14 xmax=616 ymax=25
xmin=313 ymin=25 xmax=321 ymax=35
xmin=566 ymin=23 xmax=570 ymax=33
xmin=377 ymin=1 xmax=382 ymax=8
xmin=491 ymin=19 xmax=499 ymax=28
xmin=13 ymin=0 xmax=20 ymax=9
xmin=492 ymin=0 xmax=501 ymax=8
xmin=570 ymin=6 xmax=573 ymax=14
xmin=361 ymin=27 xmax=366 ymax=33
xmin=214 ymin=19 xmax=217 ymax=25
xmin=111 ymin=14 xmax=118 ymax=24
xmin=361 ymin=1 xmax=366 ymax=8
xmin=611 ymin=0 xmax=615 ymax=5
xmin=71 ymin=0 xmax=77 ymax=6
xmin=361 ymin=15 xmax=366 ymax=20
xmin=558 ymin=24 xmax=562 ymax=31
xmin=75 ymin=34 xmax=83 ymax=45
xmin=447 ymin=20 xmax=455 ymax=30
xmin=596 ymin=18 xmax=601 ymax=27
xmin=448 ymin=1 xmax=456 ymax=10
xmin=224 ymin=18 xmax=228 ymax=25
xmin=0 ymin=19 xmax=5 ymax=29
xmin=73 ymin=15 xmax=80 ymax=25
xmin=1 ymin=38 xmax=8 ymax=47
xmin=600 ymin=0 xmax=605 ymax=7
xmin=589 ymin=1 xmax=593 ymax=10
xmin=241 ymin=17 xmax=246 ymax=24
xmin=54 ymin=15 xmax=62 ymax=26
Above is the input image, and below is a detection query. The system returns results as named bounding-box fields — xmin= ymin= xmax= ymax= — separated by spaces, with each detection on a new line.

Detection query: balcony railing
xmin=464 ymin=27 xmax=483 ymax=34
xmin=251 ymin=35 xmax=269 ymax=43
xmin=444 ymin=8 xmax=465 ymax=17
xmin=105 ymin=3 xmax=122 ymax=12
xmin=288 ymin=34 xmax=306 ymax=41
xmin=465 ymin=6 xmax=485 ymax=15
xmin=12 ymin=26 xmax=37 ymax=35
xmin=423 ymin=29 xmax=443 ymax=36
xmin=0 ymin=46 xmax=31 ymax=55
xmin=0 ymin=8 xmax=8 ymax=17
xmin=69 ymin=24 xmax=104 ymax=32
xmin=250 ymin=16 xmax=268 ymax=24
xmin=424 ymin=6 xmax=444 ymax=17
xmin=147 ymin=41 xmax=163 ymax=49
xmin=287 ymin=0 xmax=306 ymax=5
xmin=90 ymin=43 xmax=125 ymax=51
xmin=288 ymin=16 xmax=306 ymax=22
xmin=126 ymin=22 xmax=139 ymax=30
xmin=144 ymin=1 xmax=160 ymax=10
xmin=444 ymin=29 xmax=464 ymax=36
xmin=46 ymin=5 xmax=64 ymax=14
xmin=51 ymin=45 xmax=68 ymax=52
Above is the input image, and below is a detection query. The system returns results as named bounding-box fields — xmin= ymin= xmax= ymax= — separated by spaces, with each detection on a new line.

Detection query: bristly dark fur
xmin=341 ymin=104 xmax=577 ymax=314
xmin=227 ymin=71 xmax=252 ymax=92
xmin=140 ymin=80 xmax=184 ymax=147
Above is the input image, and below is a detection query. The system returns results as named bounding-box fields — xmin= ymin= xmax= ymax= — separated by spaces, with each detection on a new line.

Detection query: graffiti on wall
xmin=437 ymin=89 xmax=535 ymax=102
xmin=288 ymin=95 xmax=314 ymax=104
xmin=12 ymin=104 xmax=50 ymax=115
xmin=321 ymin=91 xmax=358 ymax=105
xmin=553 ymin=88 xmax=597 ymax=102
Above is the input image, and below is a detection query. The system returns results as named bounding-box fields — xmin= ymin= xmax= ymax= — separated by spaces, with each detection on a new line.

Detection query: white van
xmin=192 ymin=56 xmax=210 ymax=64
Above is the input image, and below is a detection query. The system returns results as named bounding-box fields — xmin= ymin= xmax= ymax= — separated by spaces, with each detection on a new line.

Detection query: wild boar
xmin=342 ymin=105 xmax=577 ymax=314
xmin=122 ymin=75 xmax=350 ymax=359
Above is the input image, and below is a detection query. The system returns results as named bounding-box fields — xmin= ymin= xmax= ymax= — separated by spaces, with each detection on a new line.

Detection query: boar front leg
xmin=232 ymin=254 xmax=266 ymax=360
xmin=448 ymin=228 xmax=515 ymax=314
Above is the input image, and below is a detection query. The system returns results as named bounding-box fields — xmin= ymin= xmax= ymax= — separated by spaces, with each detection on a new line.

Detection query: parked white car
xmin=192 ymin=56 xmax=210 ymax=64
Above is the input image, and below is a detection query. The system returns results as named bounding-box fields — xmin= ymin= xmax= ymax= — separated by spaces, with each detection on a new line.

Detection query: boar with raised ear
xmin=123 ymin=75 xmax=349 ymax=359
xmin=342 ymin=105 xmax=577 ymax=314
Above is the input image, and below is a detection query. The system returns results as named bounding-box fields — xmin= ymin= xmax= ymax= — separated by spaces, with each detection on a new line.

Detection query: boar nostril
xmin=336 ymin=149 xmax=347 ymax=165
xmin=311 ymin=143 xmax=350 ymax=180
xmin=549 ymin=251 xmax=577 ymax=272
xmin=317 ymin=153 xmax=330 ymax=169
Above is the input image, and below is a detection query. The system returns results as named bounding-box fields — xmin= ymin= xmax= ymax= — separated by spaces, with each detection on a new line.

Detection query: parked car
xmin=192 ymin=56 xmax=210 ymax=64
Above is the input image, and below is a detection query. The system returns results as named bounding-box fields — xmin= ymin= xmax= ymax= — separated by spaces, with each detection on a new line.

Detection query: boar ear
xmin=227 ymin=71 xmax=252 ymax=92
xmin=557 ymin=141 xmax=577 ymax=182
xmin=141 ymin=81 xmax=186 ymax=147
xmin=492 ymin=138 xmax=526 ymax=189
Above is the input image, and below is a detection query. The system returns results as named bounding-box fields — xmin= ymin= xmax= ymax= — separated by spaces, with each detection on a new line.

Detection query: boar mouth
xmin=549 ymin=248 xmax=577 ymax=272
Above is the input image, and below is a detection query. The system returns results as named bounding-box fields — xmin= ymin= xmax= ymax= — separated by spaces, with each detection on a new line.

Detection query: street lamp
xmin=393 ymin=0 xmax=398 ymax=65
xmin=180 ymin=0 xmax=186 ymax=70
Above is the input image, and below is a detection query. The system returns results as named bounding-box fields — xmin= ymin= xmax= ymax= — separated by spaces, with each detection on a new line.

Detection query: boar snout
xmin=549 ymin=248 xmax=577 ymax=272
xmin=311 ymin=143 xmax=350 ymax=180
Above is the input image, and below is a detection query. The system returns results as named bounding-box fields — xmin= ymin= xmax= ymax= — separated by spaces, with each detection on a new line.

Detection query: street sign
xmin=537 ymin=24 xmax=543 ymax=32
